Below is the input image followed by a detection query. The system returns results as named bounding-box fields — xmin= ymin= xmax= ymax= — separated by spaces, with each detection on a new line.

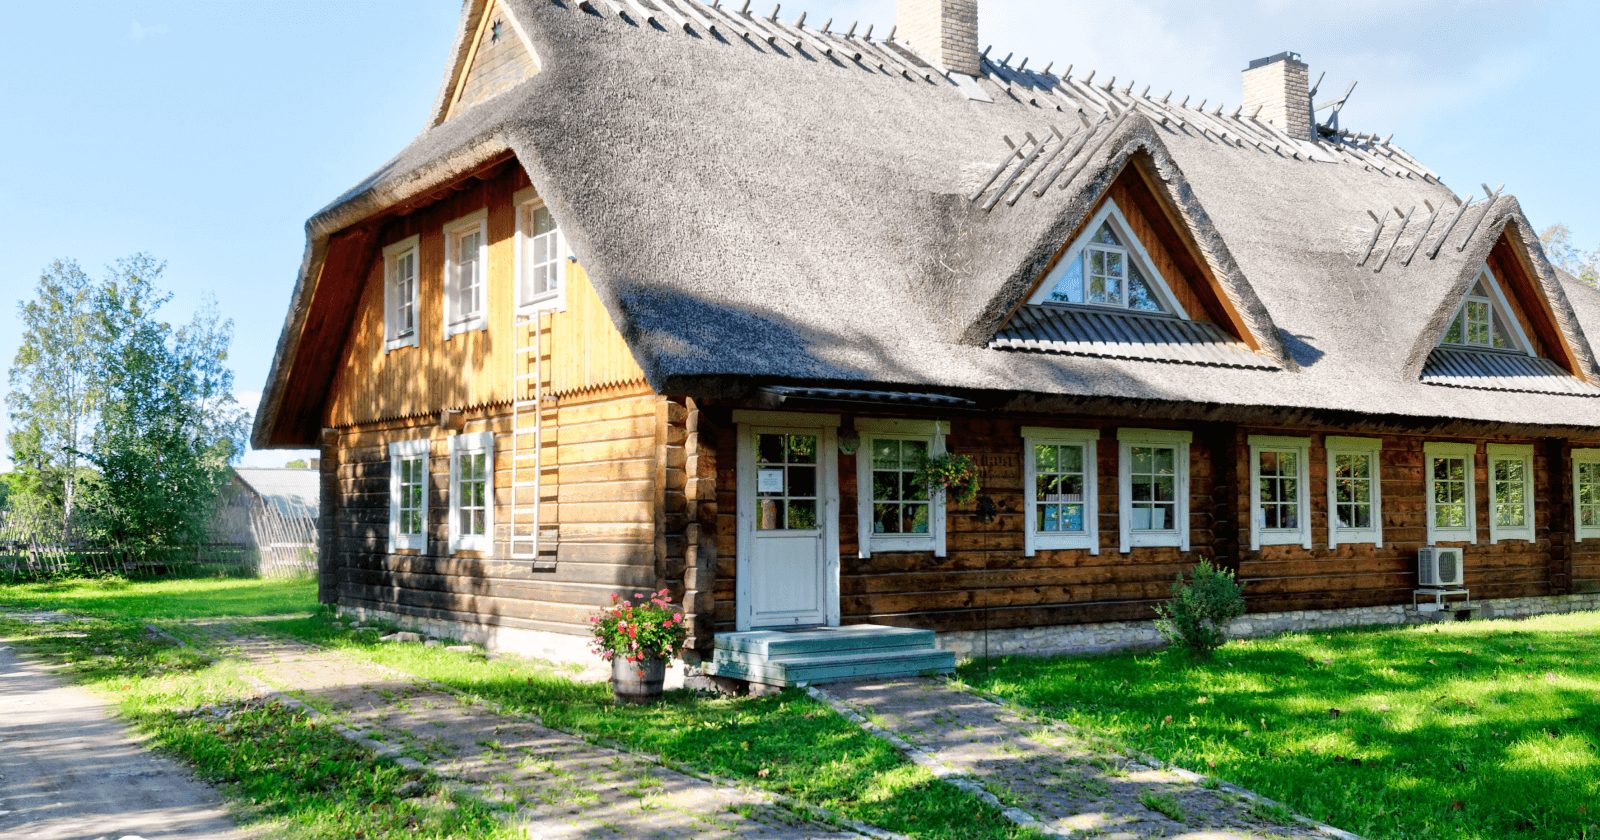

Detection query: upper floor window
xmin=1440 ymin=268 xmax=1531 ymax=353
xmin=1424 ymin=441 xmax=1476 ymax=545
xmin=1248 ymin=435 xmax=1311 ymax=550
xmin=855 ymin=419 xmax=947 ymax=558
xmin=444 ymin=209 xmax=489 ymax=338
xmin=1029 ymin=200 xmax=1187 ymax=317
xmin=1022 ymin=427 xmax=1099 ymax=556
xmin=383 ymin=235 xmax=420 ymax=352
xmin=516 ymin=190 xmax=566 ymax=313
xmin=1326 ymin=436 xmax=1383 ymax=548
xmin=1116 ymin=428 xmax=1191 ymax=553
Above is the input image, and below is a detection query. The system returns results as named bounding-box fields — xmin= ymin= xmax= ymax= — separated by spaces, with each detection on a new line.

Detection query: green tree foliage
xmin=1538 ymin=223 xmax=1599 ymax=288
xmin=1153 ymin=560 xmax=1246 ymax=657
xmin=5 ymin=260 xmax=100 ymax=538
xmin=5 ymin=255 xmax=248 ymax=547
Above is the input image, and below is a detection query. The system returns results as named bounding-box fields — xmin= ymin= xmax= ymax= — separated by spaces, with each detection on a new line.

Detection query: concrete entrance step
xmin=705 ymin=624 xmax=955 ymax=687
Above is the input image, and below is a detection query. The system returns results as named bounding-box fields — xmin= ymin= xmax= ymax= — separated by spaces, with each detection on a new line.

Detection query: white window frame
xmin=383 ymin=235 xmax=421 ymax=352
xmin=388 ymin=438 xmax=430 ymax=551
xmin=449 ymin=430 xmax=496 ymax=554
xmin=1486 ymin=443 xmax=1535 ymax=544
xmin=1439 ymin=265 xmax=1534 ymax=354
xmin=513 ymin=186 xmax=569 ymax=315
xmin=1247 ymin=435 xmax=1312 ymax=550
xmin=1021 ymin=427 xmax=1099 ymax=556
xmin=1573 ymin=448 xmax=1600 ymax=541
xmin=1325 ymin=436 xmax=1383 ymax=548
xmin=1117 ymin=429 xmax=1192 ymax=554
xmin=1026 ymin=198 xmax=1190 ymax=318
xmin=1424 ymin=441 xmax=1477 ymax=545
xmin=443 ymin=209 xmax=490 ymax=339
xmin=856 ymin=418 xmax=948 ymax=558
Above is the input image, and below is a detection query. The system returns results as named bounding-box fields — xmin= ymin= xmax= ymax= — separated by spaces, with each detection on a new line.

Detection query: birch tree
xmin=5 ymin=260 xmax=99 ymax=539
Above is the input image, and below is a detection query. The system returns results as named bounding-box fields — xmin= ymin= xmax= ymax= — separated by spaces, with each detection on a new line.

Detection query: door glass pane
xmin=754 ymin=433 xmax=819 ymax=531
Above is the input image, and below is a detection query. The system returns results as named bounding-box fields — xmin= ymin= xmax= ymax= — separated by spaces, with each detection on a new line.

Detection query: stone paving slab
xmin=190 ymin=623 xmax=876 ymax=840
xmin=825 ymin=677 xmax=1335 ymax=840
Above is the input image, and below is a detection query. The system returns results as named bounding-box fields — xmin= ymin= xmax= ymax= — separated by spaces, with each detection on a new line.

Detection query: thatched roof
xmin=253 ymin=0 xmax=1600 ymax=448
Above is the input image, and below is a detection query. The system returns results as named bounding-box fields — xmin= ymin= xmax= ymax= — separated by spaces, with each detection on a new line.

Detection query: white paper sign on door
xmin=757 ymin=469 xmax=785 ymax=493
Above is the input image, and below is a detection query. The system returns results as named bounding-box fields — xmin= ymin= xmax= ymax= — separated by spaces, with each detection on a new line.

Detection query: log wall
xmin=705 ymin=409 xmax=1600 ymax=646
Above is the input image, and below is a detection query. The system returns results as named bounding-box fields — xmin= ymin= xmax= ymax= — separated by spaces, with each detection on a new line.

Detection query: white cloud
xmin=129 ymin=20 xmax=169 ymax=40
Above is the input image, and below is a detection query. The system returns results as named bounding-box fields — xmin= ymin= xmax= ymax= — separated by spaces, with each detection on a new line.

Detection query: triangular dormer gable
xmin=990 ymin=144 xmax=1288 ymax=370
xmin=427 ymin=0 xmax=540 ymax=128
xmin=1417 ymin=214 xmax=1600 ymax=395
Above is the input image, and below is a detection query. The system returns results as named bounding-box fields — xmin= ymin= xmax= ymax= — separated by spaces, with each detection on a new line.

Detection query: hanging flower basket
xmin=914 ymin=452 xmax=980 ymax=504
xmin=589 ymin=589 xmax=687 ymax=704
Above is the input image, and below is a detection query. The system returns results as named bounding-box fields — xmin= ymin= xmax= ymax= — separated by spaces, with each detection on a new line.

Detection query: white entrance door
xmin=737 ymin=423 xmax=840 ymax=630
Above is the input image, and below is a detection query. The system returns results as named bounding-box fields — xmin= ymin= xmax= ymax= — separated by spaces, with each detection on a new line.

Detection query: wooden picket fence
xmin=0 ymin=507 xmax=317 ymax=581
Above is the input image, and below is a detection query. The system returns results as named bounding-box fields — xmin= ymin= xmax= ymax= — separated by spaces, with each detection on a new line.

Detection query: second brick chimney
xmin=1242 ymin=51 xmax=1313 ymax=141
xmin=896 ymin=0 xmax=980 ymax=77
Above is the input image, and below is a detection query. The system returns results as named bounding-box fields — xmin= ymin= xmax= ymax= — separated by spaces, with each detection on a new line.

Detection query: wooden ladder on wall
xmin=509 ymin=312 xmax=543 ymax=560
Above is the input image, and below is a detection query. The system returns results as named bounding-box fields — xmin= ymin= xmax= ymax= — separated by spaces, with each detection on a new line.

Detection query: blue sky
xmin=3 ymin=0 xmax=1597 ymax=468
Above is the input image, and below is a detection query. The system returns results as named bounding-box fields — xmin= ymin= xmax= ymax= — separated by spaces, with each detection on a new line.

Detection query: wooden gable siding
xmin=1010 ymin=156 xmax=1259 ymax=349
xmin=702 ymin=411 xmax=1599 ymax=643
xmin=446 ymin=0 xmax=539 ymax=120
xmin=549 ymin=262 xmax=648 ymax=398
xmin=324 ymin=167 xmax=645 ymax=429
xmin=1483 ymin=228 xmax=1579 ymax=375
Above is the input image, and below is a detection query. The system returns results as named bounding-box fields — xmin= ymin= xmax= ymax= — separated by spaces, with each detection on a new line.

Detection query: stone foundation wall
xmin=339 ymin=604 xmax=603 ymax=668
xmin=937 ymin=593 xmax=1600 ymax=659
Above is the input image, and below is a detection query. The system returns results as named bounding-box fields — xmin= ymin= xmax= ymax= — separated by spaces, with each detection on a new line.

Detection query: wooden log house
xmin=253 ymin=0 xmax=1600 ymax=684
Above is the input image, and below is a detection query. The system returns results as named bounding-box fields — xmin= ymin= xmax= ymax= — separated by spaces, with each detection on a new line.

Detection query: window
xmin=1487 ymin=443 xmax=1534 ymax=543
xmin=449 ymin=431 xmax=495 ymax=553
xmin=383 ymin=236 xmax=421 ymax=352
xmin=1574 ymin=448 xmax=1600 ymax=541
xmin=515 ymin=188 xmax=566 ymax=313
xmin=1028 ymin=199 xmax=1188 ymax=317
xmin=1325 ymin=436 xmax=1383 ymax=548
xmin=1117 ymin=429 xmax=1191 ymax=553
xmin=1248 ymin=436 xmax=1311 ymax=550
xmin=1440 ymin=267 xmax=1532 ymax=353
xmin=1424 ymin=441 xmax=1476 ymax=545
xmin=388 ymin=438 xmax=430 ymax=551
xmin=1022 ymin=427 xmax=1099 ymax=556
xmin=855 ymin=419 xmax=948 ymax=558
xmin=443 ymin=209 xmax=489 ymax=338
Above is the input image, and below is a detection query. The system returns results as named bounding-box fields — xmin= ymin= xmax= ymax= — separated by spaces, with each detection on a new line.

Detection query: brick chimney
xmin=896 ymin=0 xmax=979 ymax=77
xmin=1242 ymin=51 xmax=1313 ymax=141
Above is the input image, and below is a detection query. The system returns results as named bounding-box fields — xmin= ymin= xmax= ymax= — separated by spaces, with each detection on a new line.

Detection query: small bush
xmin=1153 ymin=560 xmax=1245 ymax=657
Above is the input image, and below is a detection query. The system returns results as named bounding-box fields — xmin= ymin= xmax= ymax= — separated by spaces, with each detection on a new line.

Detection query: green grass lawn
xmin=0 ymin=575 xmax=317 ymax=619
xmin=265 ymin=613 xmax=1025 ymax=840
xmin=959 ymin=612 xmax=1600 ymax=840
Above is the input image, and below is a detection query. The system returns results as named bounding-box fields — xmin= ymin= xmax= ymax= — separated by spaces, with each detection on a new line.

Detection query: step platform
xmin=702 ymin=624 xmax=955 ymax=687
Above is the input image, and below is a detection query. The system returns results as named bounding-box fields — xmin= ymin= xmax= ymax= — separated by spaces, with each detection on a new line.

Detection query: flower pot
xmin=611 ymin=654 xmax=667 ymax=704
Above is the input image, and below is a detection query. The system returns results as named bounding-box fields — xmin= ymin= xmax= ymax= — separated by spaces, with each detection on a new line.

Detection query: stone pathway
xmin=179 ymin=621 xmax=885 ymax=840
xmin=822 ymin=678 xmax=1345 ymax=840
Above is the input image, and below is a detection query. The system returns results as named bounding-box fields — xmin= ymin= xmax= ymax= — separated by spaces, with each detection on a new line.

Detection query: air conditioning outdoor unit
xmin=1418 ymin=547 xmax=1465 ymax=588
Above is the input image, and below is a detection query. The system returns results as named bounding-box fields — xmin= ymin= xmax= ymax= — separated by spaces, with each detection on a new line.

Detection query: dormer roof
xmin=252 ymin=0 xmax=1600 ymax=448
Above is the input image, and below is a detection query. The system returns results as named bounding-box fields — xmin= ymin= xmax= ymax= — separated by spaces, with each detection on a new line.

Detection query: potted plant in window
xmin=914 ymin=452 xmax=981 ymax=504
xmin=589 ymin=589 xmax=687 ymax=704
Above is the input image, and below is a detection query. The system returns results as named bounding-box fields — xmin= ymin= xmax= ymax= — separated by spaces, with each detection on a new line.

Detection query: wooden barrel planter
xmin=612 ymin=656 xmax=667 ymax=704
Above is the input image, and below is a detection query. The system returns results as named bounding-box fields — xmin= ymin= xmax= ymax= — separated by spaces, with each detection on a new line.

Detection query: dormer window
xmin=1028 ymin=199 xmax=1187 ymax=317
xmin=515 ymin=188 xmax=566 ymax=314
xmin=383 ymin=235 xmax=421 ymax=352
xmin=443 ymin=209 xmax=489 ymax=338
xmin=1440 ymin=268 xmax=1530 ymax=353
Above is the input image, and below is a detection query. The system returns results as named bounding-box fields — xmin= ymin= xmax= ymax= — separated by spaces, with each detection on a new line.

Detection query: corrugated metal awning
xmin=1421 ymin=347 xmax=1600 ymax=396
xmin=762 ymin=386 xmax=977 ymax=408
xmin=990 ymin=305 xmax=1277 ymax=370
